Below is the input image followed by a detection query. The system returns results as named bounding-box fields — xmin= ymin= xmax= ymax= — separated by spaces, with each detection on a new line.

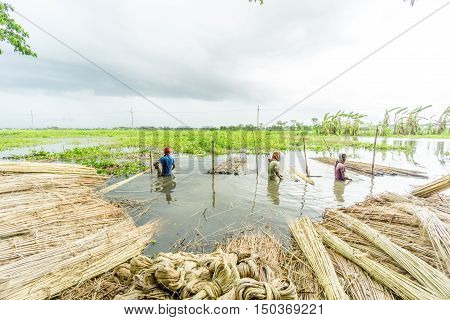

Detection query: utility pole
xmin=130 ymin=107 xmax=134 ymax=128
xmin=30 ymin=110 xmax=34 ymax=129
xmin=256 ymin=105 xmax=260 ymax=129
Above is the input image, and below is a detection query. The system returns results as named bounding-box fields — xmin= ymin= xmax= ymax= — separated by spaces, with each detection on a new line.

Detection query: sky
xmin=0 ymin=0 xmax=449 ymax=128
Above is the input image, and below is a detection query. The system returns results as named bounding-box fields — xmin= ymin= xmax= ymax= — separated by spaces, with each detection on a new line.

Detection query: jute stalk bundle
xmin=328 ymin=251 xmax=395 ymax=300
xmin=325 ymin=195 xmax=446 ymax=271
xmin=289 ymin=167 xmax=315 ymax=185
xmin=327 ymin=210 xmax=450 ymax=299
xmin=314 ymin=157 xmax=427 ymax=178
xmin=0 ymin=161 xmax=97 ymax=175
xmin=0 ymin=173 xmax=105 ymax=194
xmin=0 ymin=219 xmax=159 ymax=299
xmin=393 ymin=203 xmax=450 ymax=274
xmin=0 ymin=200 xmax=125 ymax=264
xmin=315 ymin=224 xmax=438 ymax=300
xmin=289 ymin=217 xmax=349 ymax=300
xmin=411 ymin=174 xmax=450 ymax=198
xmin=208 ymin=158 xmax=248 ymax=175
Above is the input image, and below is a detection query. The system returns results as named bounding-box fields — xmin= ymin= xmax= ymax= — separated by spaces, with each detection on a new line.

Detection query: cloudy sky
xmin=0 ymin=0 xmax=449 ymax=128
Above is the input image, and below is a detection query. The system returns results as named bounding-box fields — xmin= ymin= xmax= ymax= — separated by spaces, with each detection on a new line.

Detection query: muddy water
xmin=104 ymin=138 xmax=449 ymax=254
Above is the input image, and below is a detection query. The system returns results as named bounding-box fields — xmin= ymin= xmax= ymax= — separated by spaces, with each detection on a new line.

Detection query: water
xmin=0 ymin=137 xmax=113 ymax=158
xmin=102 ymin=137 xmax=449 ymax=254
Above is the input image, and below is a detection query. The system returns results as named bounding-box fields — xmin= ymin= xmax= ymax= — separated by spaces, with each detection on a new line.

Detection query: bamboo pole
xmin=99 ymin=169 xmax=150 ymax=194
xmin=302 ymin=137 xmax=310 ymax=177
xmin=211 ymin=140 xmax=216 ymax=175
xmin=149 ymin=152 xmax=154 ymax=174
xmin=371 ymin=126 xmax=379 ymax=176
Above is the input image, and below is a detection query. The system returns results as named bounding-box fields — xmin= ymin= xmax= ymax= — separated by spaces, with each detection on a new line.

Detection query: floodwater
xmin=0 ymin=137 xmax=113 ymax=158
xmin=101 ymin=137 xmax=449 ymax=254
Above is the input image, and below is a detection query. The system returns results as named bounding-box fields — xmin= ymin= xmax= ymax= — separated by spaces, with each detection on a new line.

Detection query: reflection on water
xmin=267 ymin=180 xmax=281 ymax=205
xmin=333 ymin=181 xmax=346 ymax=203
xmin=155 ymin=176 xmax=177 ymax=203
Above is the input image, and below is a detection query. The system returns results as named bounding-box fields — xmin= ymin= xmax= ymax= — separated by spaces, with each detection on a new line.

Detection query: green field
xmin=1 ymin=129 xmax=448 ymax=176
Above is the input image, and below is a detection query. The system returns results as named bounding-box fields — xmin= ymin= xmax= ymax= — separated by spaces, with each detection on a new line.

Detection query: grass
xmin=8 ymin=147 xmax=147 ymax=176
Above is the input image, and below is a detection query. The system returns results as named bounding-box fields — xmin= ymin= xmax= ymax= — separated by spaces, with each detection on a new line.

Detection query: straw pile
xmin=0 ymin=173 xmax=122 ymax=265
xmin=0 ymin=219 xmax=159 ymax=299
xmin=411 ymin=174 xmax=450 ymax=197
xmin=209 ymin=158 xmax=247 ymax=175
xmin=0 ymin=161 xmax=97 ymax=175
xmin=313 ymin=157 xmax=428 ymax=178
xmin=0 ymin=173 xmax=105 ymax=194
xmin=289 ymin=218 xmax=348 ymax=300
xmin=0 ymin=161 xmax=164 ymax=300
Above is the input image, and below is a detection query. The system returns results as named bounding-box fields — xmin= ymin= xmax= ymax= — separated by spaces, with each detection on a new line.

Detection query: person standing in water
xmin=335 ymin=153 xmax=352 ymax=181
xmin=154 ymin=147 xmax=175 ymax=177
xmin=268 ymin=151 xmax=283 ymax=180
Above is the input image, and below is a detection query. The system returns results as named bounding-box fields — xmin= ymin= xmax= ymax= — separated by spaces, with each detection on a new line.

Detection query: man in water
xmin=268 ymin=151 xmax=283 ymax=180
xmin=154 ymin=147 xmax=175 ymax=177
xmin=335 ymin=153 xmax=352 ymax=181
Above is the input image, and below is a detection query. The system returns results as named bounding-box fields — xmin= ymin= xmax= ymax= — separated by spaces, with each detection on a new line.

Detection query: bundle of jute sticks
xmin=313 ymin=157 xmax=428 ymax=178
xmin=0 ymin=161 xmax=97 ymax=175
xmin=411 ymin=174 xmax=450 ymax=198
xmin=0 ymin=219 xmax=160 ymax=299
xmin=0 ymin=162 xmax=160 ymax=301
xmin=209 ymin=158 xmax=248 ymax=175
xmin=0 ymin=172 xmax=122 ymax=265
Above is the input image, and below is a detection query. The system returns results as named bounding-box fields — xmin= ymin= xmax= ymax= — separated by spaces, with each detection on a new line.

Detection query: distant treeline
xmin=5 ymin=106 xmax=448 ymax=137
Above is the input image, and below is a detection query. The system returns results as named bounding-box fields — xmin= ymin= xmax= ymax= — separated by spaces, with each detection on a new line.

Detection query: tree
xmin=0 ymin=2 xmax=36 ymax=56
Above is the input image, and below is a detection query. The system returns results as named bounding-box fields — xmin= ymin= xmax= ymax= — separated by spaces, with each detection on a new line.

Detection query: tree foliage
xmin=0 ymin=2 xmax=36 ymax=57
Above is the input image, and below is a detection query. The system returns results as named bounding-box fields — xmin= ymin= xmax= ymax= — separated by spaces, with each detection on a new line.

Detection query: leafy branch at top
xmin=0 ymin=2 xmax=36 ymax=57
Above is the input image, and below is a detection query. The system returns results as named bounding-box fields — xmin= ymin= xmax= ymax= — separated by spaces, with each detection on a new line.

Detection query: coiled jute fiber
xmin=113 ymin=249 xmax=297 ymax=300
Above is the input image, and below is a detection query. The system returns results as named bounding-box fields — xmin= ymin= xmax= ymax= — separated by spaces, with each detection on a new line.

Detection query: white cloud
xmin=0 ymin=0 xmax=449 ymax=128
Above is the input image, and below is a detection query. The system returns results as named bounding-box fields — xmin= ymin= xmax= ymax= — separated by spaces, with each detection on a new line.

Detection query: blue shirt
xmin=159 ymin=155 xmax=175 ymax=176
